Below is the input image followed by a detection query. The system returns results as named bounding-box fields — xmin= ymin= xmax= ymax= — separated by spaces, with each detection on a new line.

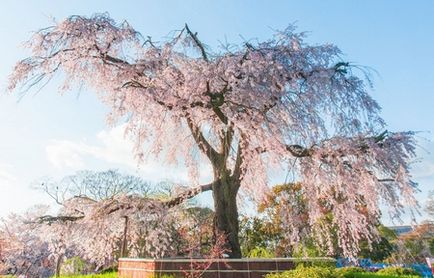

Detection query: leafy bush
xmin=60 ymin=256 xmax=87 ymax=275
xmin=265 ymin=266 xmax=422 ymax=278
xmin=294 ymin=258 xmax=336 ymax=268
xmin=266 ymin=265 xmax=335 ymax=278
xmin=248 ymin=246 xmax=274 ymax=258
xmin=348 ymin=273 xmax=420 ymax=278
xmin=335 ymin=266 xmax=365 ymax=277
xmin=376 ymin=266 xmax=421 ymax=276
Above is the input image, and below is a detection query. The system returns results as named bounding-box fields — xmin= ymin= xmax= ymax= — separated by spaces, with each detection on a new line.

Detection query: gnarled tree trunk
xmin=187 ymin=116 xmax=243 ymax=257
xmin=212 ymin=167 xmax=241 ymax=258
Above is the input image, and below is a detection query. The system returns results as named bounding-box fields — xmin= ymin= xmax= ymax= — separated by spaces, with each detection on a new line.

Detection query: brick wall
xmin=118 ymin=257 xmax=335 ymax=278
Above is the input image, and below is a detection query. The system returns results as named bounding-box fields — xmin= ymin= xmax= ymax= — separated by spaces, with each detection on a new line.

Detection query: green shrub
xmin=266 ymin=265 xmax=335 ymax=278
xmin=345 ymin=273 xmax=420 ymax=278
xmin=335 ymin=266 xmax=365 ymax=277
xmin=248 ymin=246 xmax=274 ymax=258
xmin=265 ymin=272 xmax=291 ymax=278
xmin=376 ymin=266 xmax=421 ymax=276
xmin=60 ymin=256 xmax=86 ymax=275
xmin=265 ymin=266 xmax=422 ymax=278
xmin=293 ymin=258 xmax=336 ymax=268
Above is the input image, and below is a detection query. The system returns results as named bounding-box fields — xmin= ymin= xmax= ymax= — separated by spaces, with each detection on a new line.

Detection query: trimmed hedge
xmin=51 ymin=266 xmax=423 ymax=278
xmin=335 ymin=266 xmax=366 ymax=277
xmin=376 ymin=267 xmax=420 ymax=276
xmin=265 ymin=266 xmax=422 ymax=278
xmin=266 ymin=265 xmax=336 ymax=278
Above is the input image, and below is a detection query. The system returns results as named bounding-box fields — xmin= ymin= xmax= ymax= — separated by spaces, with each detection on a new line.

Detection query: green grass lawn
xmin=55 ymin=273 xmax=117 ymax=278
xmin=2 ymin=271 xmax=425 ymax=278
xmin=0 ymin=274 xmax=118 ymax=278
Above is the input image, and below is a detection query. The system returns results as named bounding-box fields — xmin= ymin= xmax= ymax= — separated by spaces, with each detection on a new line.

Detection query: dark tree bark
xmin=187 ymin=113 xmax=244 ymax=257
xmin=120 ymin=216 xmax=129 ymax=258
xmin=55 ymin=255 xmax=63 ymax=277
xmin=212 ymin=167 xmax=241 ymax=258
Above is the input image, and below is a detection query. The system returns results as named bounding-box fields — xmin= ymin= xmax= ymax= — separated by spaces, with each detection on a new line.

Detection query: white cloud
xmin=46 ymin=140 xmax=93 ymax=169
xmin=46 ymin=125 xmax=136 ymax=170
xmin=92 ymin=125 xmax=140 ymax=169
xmin=45 ymin=125 xmax=213 ymax=183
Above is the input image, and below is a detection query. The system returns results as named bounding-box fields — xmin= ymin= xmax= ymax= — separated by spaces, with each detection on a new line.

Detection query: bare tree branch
xmin=184 ymin=24 xmax=208 ymax=62
xmin=186 ymin=114 xmax=220 ymax=163
xmin=163 ymin=183 xmax=213 ymax=208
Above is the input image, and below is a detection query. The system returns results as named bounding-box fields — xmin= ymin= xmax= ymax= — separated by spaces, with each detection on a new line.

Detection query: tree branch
xmin=232 ymin=135 xmax=247 ymax=180
xmin=222 ymin=122 xmax=234 ymax=159
xmin=185 ymin=114 xmax=220 ymax=162
xmin=33 ymin=183 xmax=213 ymax=224
xmin=212 ymin=106 xmax=228 ymax=125
xmin=184 ymin=24 xmax=208 ymax=62
xmin=285 ymin=144 xmax=313 ymax=157
xmin=29 ymin=214 xmax=85 ymax=225
xmin=282 ymin=131 xmax=390 ymax=158
xmin=205 ymin=81 xmax=229 ymax=124
xmin=163 ymin=183 xmax=213 ymax=208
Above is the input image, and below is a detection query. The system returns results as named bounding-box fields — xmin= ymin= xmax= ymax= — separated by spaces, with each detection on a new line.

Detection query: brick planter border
xmin=118 ymin=257 xmax=336 ymax=278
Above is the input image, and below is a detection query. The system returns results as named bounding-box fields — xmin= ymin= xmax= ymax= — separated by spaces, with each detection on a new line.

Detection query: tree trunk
xmin=186 ymin=118 xmax=242 ymax=257
xmin=212 ymin=167 xmax=241 ymax=258
xmin=120 ymin=216 xmax=129 ymax=258
xmin=55 ymin=254 xmax=63 ymax=277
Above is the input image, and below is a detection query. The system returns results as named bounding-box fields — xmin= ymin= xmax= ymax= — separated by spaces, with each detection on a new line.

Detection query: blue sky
xmin=0 ymin=1 xmax=433 ymax=224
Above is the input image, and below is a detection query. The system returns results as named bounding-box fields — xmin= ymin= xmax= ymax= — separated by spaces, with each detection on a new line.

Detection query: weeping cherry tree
xmin=8 ymin=14 xmax=418 ymax=258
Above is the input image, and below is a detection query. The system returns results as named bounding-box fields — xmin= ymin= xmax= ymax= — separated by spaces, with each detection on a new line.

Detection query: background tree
xmin=35 ymin=169 xmax=152 ymax=205
xmin=239 ymin=216 xmax=278 ymax=258
xmin=388 ymin=221 xmax=434 ymax=263
xmin=257 ymin=183 xmax=316 ymax=257
xmin=0 ymin=172 xmax=171 ymax=275
xmin=0 ymin=170 xmax=221 ymax=276
xmin=241 ymin=184 xmax=397 ymax=260
xmin=35 ymin=170 xmax=178 ymax=267
xmin=358 ymin=225 xmax=396 ymax=262
xmin=9 ymin=14 xmax=418 ymax=258
xmin=0 ymin=205 xmax=61 ymax=277
xmin=239 ymin=183 xmax=317 ymax=258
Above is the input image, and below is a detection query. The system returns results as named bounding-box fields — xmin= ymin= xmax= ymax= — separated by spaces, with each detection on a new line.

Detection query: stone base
xmin=118 ymin=257 xmax=335 ymax=278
